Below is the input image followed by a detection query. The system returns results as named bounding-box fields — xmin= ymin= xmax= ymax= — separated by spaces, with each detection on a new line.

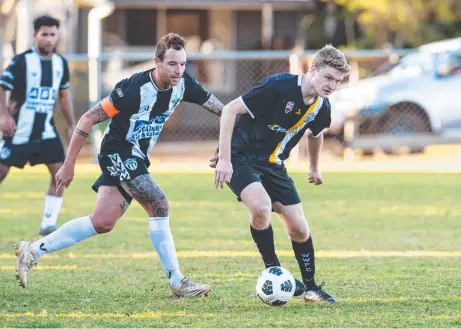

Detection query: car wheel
xmin=379 ymin=103 xmax=431 ymax=154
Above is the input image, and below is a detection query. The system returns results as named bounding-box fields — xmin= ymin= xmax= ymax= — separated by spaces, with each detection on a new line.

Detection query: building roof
xmin=111 ymin=0 xmax=313 ymax=9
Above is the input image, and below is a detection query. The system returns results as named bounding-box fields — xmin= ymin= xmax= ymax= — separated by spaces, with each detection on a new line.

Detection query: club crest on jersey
xmin=285 ymin=101 xmax=295 ymax=114
xmin=124 ymin=158 xmax=138 ymax=171
xmin=0 ymin=147 xmax=11 ymax=159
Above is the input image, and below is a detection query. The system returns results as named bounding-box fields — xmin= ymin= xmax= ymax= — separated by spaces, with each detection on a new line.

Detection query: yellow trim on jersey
xmin=268 ymin=97 xmax=320 ymax=164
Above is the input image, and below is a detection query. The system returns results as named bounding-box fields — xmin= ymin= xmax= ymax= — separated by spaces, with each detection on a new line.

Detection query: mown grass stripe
xmin=1 ymin=250 xmax=460 ymax=260
xmin=0 ymin=311 xmax=192 ymax=318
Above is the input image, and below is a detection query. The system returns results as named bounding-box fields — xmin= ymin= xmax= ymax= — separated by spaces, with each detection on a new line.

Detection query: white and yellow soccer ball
xmin=255 ymin=266 xmax=296 ymax=306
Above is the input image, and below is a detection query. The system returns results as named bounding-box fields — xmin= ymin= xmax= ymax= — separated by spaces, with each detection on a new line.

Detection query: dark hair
xmin=155 ymin=33 xmax=186 ymax=61
xmin=33 ymin=15 xmax=60 ymax=33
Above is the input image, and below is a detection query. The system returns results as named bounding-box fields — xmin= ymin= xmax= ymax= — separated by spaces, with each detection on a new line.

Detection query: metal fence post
xmin=88 ymin=2 xmax=114 ymax=163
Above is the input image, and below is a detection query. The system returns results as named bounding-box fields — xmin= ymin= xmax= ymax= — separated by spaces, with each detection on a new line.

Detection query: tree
xmin=332 ymin=0 xmax=461 ymax=48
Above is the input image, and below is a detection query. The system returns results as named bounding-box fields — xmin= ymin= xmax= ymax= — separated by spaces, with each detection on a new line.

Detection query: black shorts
xmin=228 ymin=153 xmax=301 ymax=206
xmin=0 ymin=137 xmax=65 ymax=169
xmin=92 ymin=153 xmax=149 ymax=203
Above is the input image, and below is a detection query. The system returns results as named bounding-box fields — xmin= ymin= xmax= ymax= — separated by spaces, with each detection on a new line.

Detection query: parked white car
xmin=329 ymin=38 xmax=461 ymax=153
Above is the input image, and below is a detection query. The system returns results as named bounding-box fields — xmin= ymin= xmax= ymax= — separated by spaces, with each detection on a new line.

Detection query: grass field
xmin=0 ymin=167 xmax=460 ymax=328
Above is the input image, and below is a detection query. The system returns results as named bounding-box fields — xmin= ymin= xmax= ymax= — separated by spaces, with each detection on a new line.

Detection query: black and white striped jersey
xmin=0 ymin=48 xmax=70 ymax=145
xmin=100 ymin=69 xmax=211 ymax=160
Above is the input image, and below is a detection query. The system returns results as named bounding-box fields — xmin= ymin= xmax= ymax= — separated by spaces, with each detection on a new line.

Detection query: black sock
xmin=292 ymin=236 xmax=316 ymax=289
xmin=250 ymin=225 xmax=280 ymax=268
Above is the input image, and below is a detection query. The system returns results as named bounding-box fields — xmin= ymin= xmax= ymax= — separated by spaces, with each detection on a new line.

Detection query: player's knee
xmin=287 ymin=222 xmax=310 ymax=242
xmin=91 ymin=214 xmax=117 ymax=234
xmin=249 ymin=203 xmax=271 ymax=229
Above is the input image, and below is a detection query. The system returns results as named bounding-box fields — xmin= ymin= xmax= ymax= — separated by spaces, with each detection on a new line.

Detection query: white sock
xmin=149 ymin=217 xmax=184 ymax=288
xmin=40 ymin=195 xmax=64 ymax=228
xmin=31 ymin=216 xmax=97 ymax=257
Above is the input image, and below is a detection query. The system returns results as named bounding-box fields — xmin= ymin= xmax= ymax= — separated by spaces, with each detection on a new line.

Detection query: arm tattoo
xmin=86 ymin=103 xmax=109 ymax=125
xmin=75 ymin=128 xmax=89 ymax=138
xmin=202 ymin=94 xmax=224 ymax=117
xmin=120 ymin=200 xmax=129 ymax=215
xmin=121 ymin=174 xmax=169 ymax=217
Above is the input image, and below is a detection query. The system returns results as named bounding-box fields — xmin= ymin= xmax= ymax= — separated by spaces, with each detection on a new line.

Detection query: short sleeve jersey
xmin=0 ymin=48 xmax=70 ymax=144
xmin=99 ymin=69 xmax=211 ymax=160
xmin=233 ymin=73 xmax=331 ymax=165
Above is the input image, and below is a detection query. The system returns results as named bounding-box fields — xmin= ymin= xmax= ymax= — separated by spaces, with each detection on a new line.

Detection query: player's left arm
xmin=201 ymin=94 xmax=224 ymax=117
xmin=306 ymin=101 xmax=332 ymax=186
xmin=183 ymin=73 xmax=224 ymax=117
xmin=306 ymin=130 xmax=324 ymax=185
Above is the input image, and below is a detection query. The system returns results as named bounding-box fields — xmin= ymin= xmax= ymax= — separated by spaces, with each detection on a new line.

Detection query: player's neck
xmin=151 ymin=70 xmax=170 ymax=90
xmin=300 ymin=73 xmax=318 ymax=104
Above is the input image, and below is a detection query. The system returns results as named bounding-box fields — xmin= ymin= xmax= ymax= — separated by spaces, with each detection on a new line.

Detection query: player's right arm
xmin=56 ymin=79 xmax=130 ymax=191
xmin=214 ymin=76 xmax=278 ymax=188
xmin=0 ymin=56 xmax=21 ymax=136
xmin=55 ymin=102 xmax=111 ymax=191
xmin=214 ymin=98 xmax=248 ymax=188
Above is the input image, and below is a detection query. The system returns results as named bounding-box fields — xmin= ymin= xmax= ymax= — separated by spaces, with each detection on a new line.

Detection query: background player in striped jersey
xmin=14 ymin=33 xmax=224 ymax=297
xmin=0 ymin=15 xmax=75 ymax=236
xmin=212 ymin=45 xmax=349 ymax=303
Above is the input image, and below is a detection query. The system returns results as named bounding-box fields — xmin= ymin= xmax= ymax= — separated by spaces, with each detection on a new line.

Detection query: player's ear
xmin=154 ymin=57 xmax=161 ymax=67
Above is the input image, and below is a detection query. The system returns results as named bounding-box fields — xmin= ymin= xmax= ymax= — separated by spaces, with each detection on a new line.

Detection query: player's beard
xmin=37 ymin=45 xmax=53 ymax=56
xmin=169 ymin=75 xmax=181 ymax=86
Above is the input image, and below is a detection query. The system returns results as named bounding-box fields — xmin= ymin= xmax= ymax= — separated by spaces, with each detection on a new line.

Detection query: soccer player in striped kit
xmin=14 ymin=33 xmax=224 ymax=297
xmin=0 ymin=15 xmax=75 ymax=236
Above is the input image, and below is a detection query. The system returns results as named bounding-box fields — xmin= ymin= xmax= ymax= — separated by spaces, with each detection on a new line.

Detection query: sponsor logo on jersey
xmin=116 ymin=88 xmax=124 ymax=98
xmin=268 ymin=124 xmax=288 ymax=134
xmin=295 ymin=108 xmax=301 ymax=115
xmin=285 ymin=101 xmax=295 ymax=114
xmin=26 ymin=87 xmax=57 ymax=113
xmin=130 ymin=115 xmax=167 ymax=143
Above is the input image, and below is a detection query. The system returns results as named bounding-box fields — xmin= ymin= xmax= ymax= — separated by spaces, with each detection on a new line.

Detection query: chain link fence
xmin=56 ymin=49 xmax=461 ymax=159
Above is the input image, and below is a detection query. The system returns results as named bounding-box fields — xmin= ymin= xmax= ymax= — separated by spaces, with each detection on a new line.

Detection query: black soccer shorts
xmin=228 ymin=153 xmax=301 ymax=206
xmin=92 ymin=153 xmax=149 ymax=203
xmin=0 ymin=137 xmax=65 ymax=168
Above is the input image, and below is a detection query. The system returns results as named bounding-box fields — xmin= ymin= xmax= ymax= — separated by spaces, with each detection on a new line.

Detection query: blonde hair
xmin=312 ymin=44 xmax=350 ymax=74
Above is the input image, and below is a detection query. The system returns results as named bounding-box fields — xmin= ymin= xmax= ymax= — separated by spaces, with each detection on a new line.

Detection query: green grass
xmin=1 ymin=168 xmax=460 ymax=327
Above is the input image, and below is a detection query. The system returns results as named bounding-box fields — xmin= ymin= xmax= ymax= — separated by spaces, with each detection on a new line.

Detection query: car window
xmin=390 ymin=53 xmax=434 ymax=76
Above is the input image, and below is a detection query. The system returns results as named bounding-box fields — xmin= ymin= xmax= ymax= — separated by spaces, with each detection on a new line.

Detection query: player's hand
xmin=55 ymin=162 xmax=75 ymax=193
xmin=0 ymin=114 xmax=16 ymax=136
xmin=214 ymin=159 xmax=233 ymax=189
xmin=308 ymin=167 xmax=323 ymax=185
xmin=209 ymin=147 xmax=219 ymax=168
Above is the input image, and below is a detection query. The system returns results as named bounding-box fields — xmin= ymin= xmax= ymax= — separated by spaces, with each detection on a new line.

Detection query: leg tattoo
xmin=122 ymin=174 xmax=169 ymax=217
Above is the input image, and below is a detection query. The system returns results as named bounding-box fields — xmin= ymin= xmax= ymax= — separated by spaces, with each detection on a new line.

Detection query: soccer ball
xmin=255 ymin=266 xmax=296 ymax=306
